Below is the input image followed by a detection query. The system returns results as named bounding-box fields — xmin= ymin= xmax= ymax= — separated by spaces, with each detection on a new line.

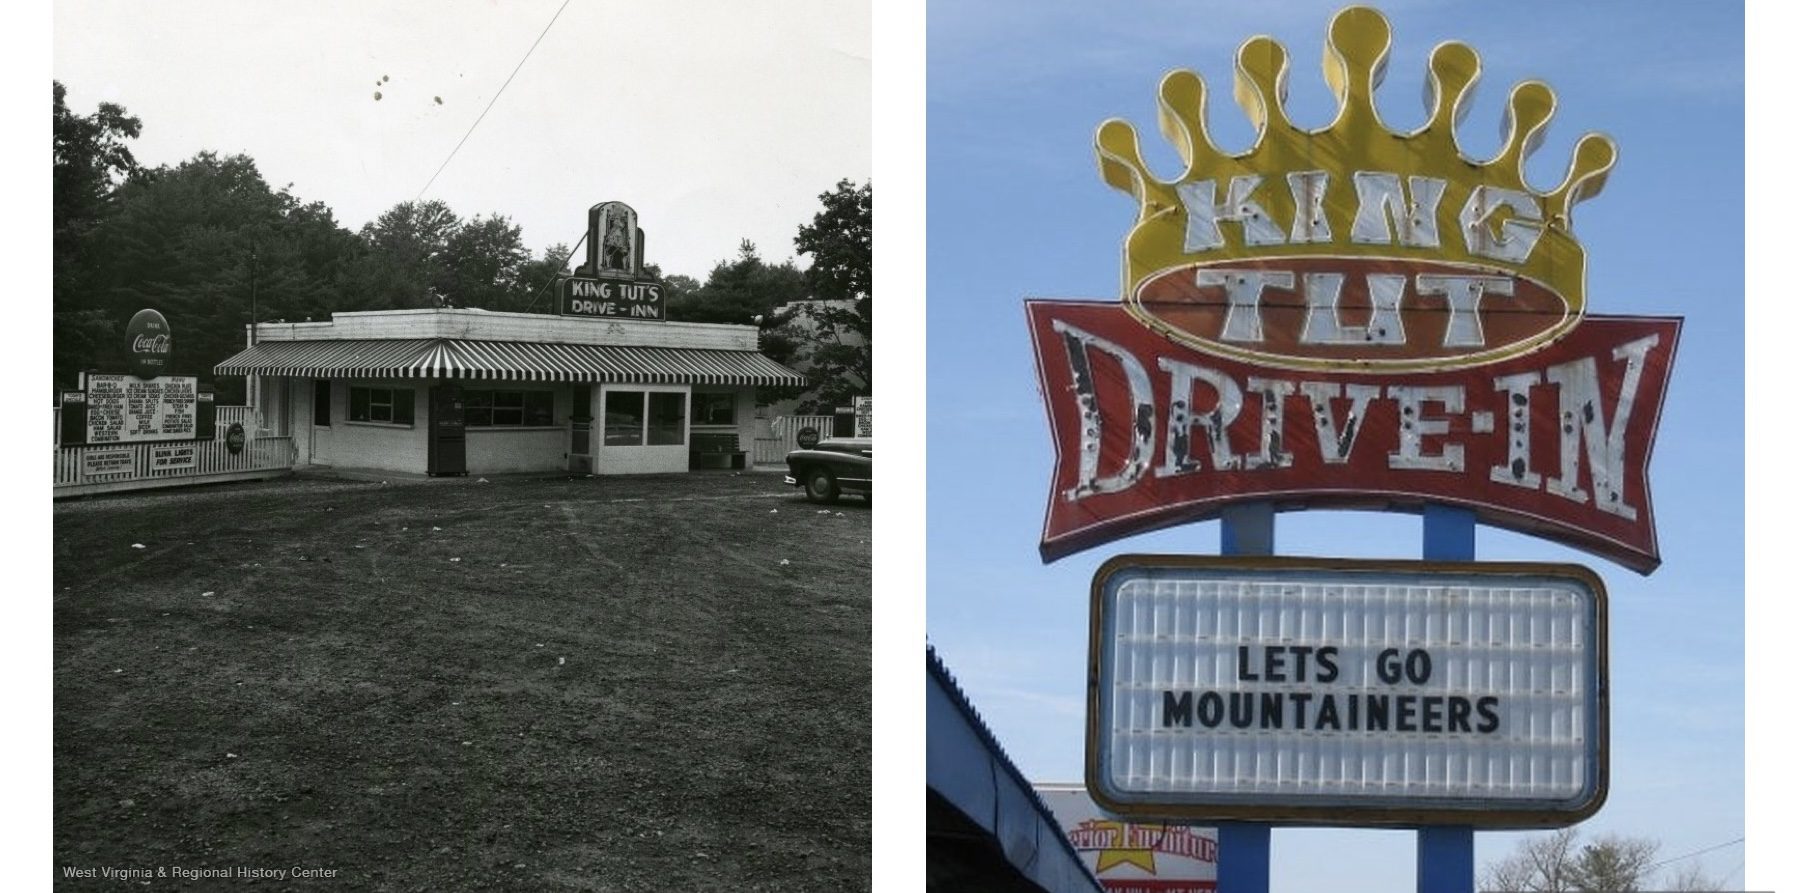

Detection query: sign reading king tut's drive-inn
xmin=1028 ymin=5 xmax=1679 ymax=574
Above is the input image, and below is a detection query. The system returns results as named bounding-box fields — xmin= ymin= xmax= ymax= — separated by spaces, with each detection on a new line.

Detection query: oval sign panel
xmin=225 ymin=422 xmax=246 ymax=455
xmin=1131 ymin=257 xmax=1575 ymax=372
xmin=126 ymin=308 xmax=174 ymax=379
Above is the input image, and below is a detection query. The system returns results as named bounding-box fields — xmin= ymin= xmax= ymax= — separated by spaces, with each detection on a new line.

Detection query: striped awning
xmin=216 ymin=338 xmax=807 ymax=386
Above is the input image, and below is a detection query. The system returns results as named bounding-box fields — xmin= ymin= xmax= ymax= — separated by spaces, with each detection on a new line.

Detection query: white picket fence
xmin=752 ymin=414 xmax=838 ymax=466
xmin=54 ymin=405 xmax=296 ymax=497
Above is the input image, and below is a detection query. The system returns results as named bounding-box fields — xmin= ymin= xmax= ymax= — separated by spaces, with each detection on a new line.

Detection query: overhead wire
xmin=415 ymin=0 xmax=574 ymax=201
xmin=1644 ymin=836 xmax=1744 ymax=872
xmin=524 ymin=232 xmax=588 ymax=314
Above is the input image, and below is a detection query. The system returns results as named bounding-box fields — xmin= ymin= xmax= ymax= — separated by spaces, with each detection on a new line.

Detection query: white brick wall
xmin=327 ymin=379 xmax=430 ymax=473
xmin=467 ymin=429 xmax=565 ymax=472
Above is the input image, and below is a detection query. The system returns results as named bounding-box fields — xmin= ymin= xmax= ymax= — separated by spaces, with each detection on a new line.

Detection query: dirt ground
xmin=54 ymin=472 xmax=871 ymax=891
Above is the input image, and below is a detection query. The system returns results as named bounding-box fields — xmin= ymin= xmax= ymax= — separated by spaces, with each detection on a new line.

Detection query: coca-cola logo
xmin=125 ymin=308 xmax=173 ymax=378
xmin=132 ymin=333 xmax=172 ymax=354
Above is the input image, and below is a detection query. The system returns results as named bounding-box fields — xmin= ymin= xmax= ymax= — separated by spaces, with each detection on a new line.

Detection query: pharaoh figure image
xmin=592 ymin=201 xmax=637 ymax=275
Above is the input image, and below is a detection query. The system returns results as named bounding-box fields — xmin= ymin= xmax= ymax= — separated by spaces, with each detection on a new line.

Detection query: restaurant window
xmin=693 ymin=391 xmax=737 ymax=426
xmin=348 ymin=386 xmax=415 ymax=425
xmin=465 ymin=389 xmax=555 ymax=427
xmin=604 ymin=391 xmax=644 ymax=446
xmin=647 ymin=393 xmax=686 ymax=445
xmin=603 ymin=390 xmax=687 ymax=447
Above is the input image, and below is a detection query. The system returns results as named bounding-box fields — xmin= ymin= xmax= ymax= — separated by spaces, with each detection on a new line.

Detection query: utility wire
xmin=415 ymin=0 xmax=574 ymax=200
xmin=1645 ymin=836 xmax=1744 ymax=872
xmin=524 ymin=231 xmax=588 ymax=314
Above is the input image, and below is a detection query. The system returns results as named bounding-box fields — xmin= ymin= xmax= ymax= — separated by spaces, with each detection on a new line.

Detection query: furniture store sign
xmin=1027 ymin=5 xmax=1679 ymax=574
xmin=1037 ymin=783 xmax=1217 ymax=892
xmin=1087 ymin=556 xmax=1606 ymax=828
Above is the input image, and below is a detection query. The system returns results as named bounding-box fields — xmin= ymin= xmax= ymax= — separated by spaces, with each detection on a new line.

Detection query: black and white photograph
xmin=43 ymin=1 xmax=871 ymax=888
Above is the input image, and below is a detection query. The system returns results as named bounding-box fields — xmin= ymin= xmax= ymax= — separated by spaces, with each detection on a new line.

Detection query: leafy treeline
xmin=53 ymin=83 xmax=870 ymax=411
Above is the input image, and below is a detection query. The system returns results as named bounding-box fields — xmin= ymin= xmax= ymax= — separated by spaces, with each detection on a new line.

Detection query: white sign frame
xmin=1087 ymin=555 xmax=1607 ymax=828
xmin=149 ymin=445 xmax=197 ymax=471
xmin=83 ymin=373 xmax=200 ymax=444
xmin=82 ymin=449 xmax=138 ymax=479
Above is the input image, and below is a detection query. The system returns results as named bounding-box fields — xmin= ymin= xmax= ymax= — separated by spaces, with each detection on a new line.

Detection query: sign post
xmin=1418 ymin=505 xmax=1477 ymax=893
xmin=1217 ymin=504 xmax=1273 ymax=893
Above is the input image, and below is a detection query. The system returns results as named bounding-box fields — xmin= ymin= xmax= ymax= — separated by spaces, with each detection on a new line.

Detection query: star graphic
xmin=1094 ymin=846 xmax=1158 ymax=874
xmin=1074 ymin=820 xmax=1158 ymax=875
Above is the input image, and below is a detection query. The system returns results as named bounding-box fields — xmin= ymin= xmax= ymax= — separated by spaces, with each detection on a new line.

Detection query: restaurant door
xmin=310 ymin=379 xmax=333 ymax=465
xmin=569 ymin=385 xmax=593 ymax=474
xmin=427 ymin=383 xmax=467 ymax=476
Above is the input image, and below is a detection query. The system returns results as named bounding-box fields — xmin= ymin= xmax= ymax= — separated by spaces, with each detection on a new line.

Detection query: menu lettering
xmin=85 ymin=375 xmax=199 ymax=444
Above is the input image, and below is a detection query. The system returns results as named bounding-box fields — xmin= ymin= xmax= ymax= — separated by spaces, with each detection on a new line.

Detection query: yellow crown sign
xmin=1096 ymin=5 xmax=1616 ymax=372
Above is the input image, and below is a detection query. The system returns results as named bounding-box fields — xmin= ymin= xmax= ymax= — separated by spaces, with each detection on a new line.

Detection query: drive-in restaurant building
xmin=214 ymin=306 xmax=805 ymax=477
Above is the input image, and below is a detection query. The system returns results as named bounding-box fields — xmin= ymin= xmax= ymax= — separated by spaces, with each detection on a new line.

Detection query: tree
xmin=1661 ymin=862 xmax=1728 ymax=892
xmin=667 ymin=240 xmax=806 ymax=324
xmin=760 ymin=180 xmax=873 ymax=412
xmin=54 ymin=82 xmax=144 ymax=391
xmin=66 ymin=151 xmax=361 ymax=400
xmin=352 ymin=199 xmax=462 ymax=309
xmin=1569 ymin=835 xmax=1657 ymax=892
xmin=54 ymin=81 xmax=142 ymax=264
xmin=794 ymin=179 xmax=870 ymax=304
xmin=1482 ymin=827 xmax=1581 ymax=892
xmin=442 ymin=213 xmax=532 ymax=310
xmin=510 ymin=243 xmax=579 ymax=313
xmin=1481 ymin=829 xmax=1730 ymax=893
xmin=353 ymin=201 xmax=565 ymax=312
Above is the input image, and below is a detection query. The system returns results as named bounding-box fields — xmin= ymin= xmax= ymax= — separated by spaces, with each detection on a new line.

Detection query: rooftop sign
xmin=1028 ymin=5 xmax=1679 ymax=573
xmin=562 ymin=201 xmax=666 ymax=320
xmin=1086 ymin=556 xmax=1607 ymax=828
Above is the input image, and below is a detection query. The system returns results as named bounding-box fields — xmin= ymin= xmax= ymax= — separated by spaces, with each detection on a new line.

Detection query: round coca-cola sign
xmin=126 ymin=308 xmax=173 ymax=378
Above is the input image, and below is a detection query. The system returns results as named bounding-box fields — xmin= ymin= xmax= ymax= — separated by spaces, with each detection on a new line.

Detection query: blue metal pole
xmin=1220 ymin=502 xmax=1275 ymax=557
xmin=1418 ymin=827 xmax=1474 ymax=893
xmin=1418 ymin=504 xmax=1475 ymax=893
xmin=1218 ymin=824 xmax=1272 ymax=893
xmin=1218 ymin=503 xmax=1275 ymax=893
xmin=1422 ymin=504 xmax=1474 ymax=563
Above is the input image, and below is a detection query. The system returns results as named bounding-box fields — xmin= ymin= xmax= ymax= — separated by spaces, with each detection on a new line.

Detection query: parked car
xmin=784 ymin=437 xmax=872 ymax=503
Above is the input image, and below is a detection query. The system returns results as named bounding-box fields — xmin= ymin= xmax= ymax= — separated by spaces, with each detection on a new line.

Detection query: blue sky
xmin=926 ymin=3 xmax=1744 ymax=890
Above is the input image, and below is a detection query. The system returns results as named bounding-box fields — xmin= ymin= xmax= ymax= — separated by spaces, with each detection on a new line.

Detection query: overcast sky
xmin=52 ymin=0 xmax=870 ymax=281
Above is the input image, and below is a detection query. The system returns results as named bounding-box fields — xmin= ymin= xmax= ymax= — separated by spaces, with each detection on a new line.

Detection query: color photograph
xmin=926 ymin=3 xmax=1743 ymax=891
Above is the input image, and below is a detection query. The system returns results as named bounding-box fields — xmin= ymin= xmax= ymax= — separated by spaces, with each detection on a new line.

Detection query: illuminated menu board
xmin=84 ymin=374 xmax=199 ymax=444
